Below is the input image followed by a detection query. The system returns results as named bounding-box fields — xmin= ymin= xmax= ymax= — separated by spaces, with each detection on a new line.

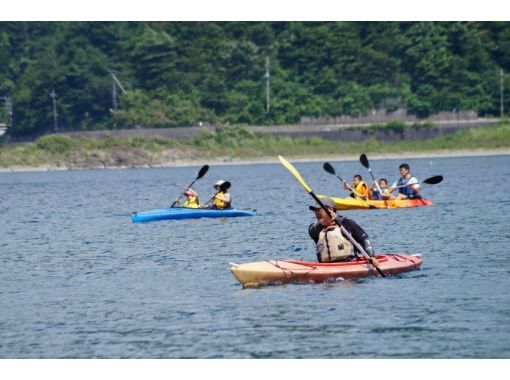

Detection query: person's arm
xmin=408 ymin=177 xmax=420 ymax=194
xmin=308 ymin=222 xmax=324 ymax=244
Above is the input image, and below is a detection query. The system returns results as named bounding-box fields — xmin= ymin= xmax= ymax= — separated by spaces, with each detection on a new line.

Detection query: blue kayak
xmin=131 ymin=207 xmax=257 ymax=223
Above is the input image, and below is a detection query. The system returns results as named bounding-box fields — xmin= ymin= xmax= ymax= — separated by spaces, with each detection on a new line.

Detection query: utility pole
xmin=50 ymin=90 xmax=58 ymax=132
xmin=109 ymin=70 xmax=127 ymax=112
xmin=110 ymin=70 xmax=118 ymax=111
xmin=3 ymin=96 xmax=13 ymax=126
xmin=265 ymin=57 xmax=271 ymax=113
xmin=6 ymin=96 xmax=12 ymax=127
xmin=501 ymin=68 xmax=504 ymax=119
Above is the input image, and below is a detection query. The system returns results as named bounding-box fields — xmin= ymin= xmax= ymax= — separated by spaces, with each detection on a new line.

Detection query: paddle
xmin=359 ymin=153 xmax=383 ymax=194
xmin=359 ymin=153 xmax=391 ymax=207
xmin=279 ymin=155 xmax=385 ymax=277
xmin=390 ymin=175 xmax=443 ymax=191
xmin=323 ymin=162 xmax=378 ymax=209
xmin=170 ymin=165 xmax=209 ymax=207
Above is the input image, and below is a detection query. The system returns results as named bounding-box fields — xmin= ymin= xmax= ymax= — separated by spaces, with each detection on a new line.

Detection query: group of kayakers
xmin=176 ymin=180 xmax=232 ymax=210
xmin=310 ymin=162 xmax=421 ymax=266
xmin=170 ymin=159 xmax=428 ymax=268
xmin=344 ymin=163 xmax=420 ymax=201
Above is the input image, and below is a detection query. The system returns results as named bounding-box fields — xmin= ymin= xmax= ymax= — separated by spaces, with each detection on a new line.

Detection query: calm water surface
xmin=1 ymin=155 xmax=509 ymax=358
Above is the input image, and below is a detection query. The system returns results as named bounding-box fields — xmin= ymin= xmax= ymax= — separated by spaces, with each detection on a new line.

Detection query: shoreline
xmin=1 ymin=148 xmax=509 ymax=173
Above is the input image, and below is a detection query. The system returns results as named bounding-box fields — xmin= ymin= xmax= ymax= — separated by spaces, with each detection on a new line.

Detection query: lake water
xmin=1 ymin=154 xmax=509 ymax=358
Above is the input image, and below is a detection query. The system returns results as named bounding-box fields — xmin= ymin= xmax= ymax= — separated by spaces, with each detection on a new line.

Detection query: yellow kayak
xmin=318 ymin=195 xmax=433 ymax=210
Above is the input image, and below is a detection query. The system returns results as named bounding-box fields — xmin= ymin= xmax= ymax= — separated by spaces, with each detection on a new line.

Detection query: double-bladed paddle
xmin=360 ymin=153 xmax=383 ymax=194
xmin=279 ymin=155 xmax=385 ymax=277
xmin=390 ymin=175 xmax=443 ymax=191
xmin=171 ymin=165 xmax=209 ymax=207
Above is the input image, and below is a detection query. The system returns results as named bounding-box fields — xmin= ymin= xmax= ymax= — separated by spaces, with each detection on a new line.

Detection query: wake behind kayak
xmin=131 ymin=207 xmax=256 ymax=223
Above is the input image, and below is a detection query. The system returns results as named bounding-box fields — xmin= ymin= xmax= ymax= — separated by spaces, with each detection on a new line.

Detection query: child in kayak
xmin=182 ymin=188 xmax=200 ymax=208
xmin=308 ymin=197 xmax=377 ymax=263
xmin=343 ymin=175 xmax=369 ymax=200
xmin=371 ymin=178 xmax=394 ymax=200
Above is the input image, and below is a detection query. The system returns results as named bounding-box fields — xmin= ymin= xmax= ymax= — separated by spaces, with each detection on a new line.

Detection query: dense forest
xmin=1 ymin=21 xmax=510 ymax=137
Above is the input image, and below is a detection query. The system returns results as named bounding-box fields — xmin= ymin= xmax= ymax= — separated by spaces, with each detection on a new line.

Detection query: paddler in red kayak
xmin=308 ymin=197 xmax=377 ymax=263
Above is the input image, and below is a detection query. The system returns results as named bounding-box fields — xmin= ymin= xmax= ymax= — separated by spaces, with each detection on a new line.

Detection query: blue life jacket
xmin=397 ymin=177 xmax=416 ymax=198
xmin=371 ymin=190 xmax=383 ymax=200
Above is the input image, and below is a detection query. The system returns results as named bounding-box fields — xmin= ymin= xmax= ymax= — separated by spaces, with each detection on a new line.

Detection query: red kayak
xmin=230 ymin=254 xmax=423 ymax=287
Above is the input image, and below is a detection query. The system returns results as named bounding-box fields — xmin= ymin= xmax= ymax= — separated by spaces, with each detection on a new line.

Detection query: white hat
xmin=214 ymin=180 xmax=225 ymax=187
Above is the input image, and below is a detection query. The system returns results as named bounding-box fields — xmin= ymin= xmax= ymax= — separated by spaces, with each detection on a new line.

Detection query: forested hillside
xmin=1 ymin=21 xmax=509 ymax=137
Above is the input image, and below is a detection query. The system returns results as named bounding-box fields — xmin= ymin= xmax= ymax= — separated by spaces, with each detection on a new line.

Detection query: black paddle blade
xmin=359 ymin=153 xmax=369 ymax=169
xmin=423 ymin=175 xmax=443 ymax=185
xmin=323 ymin=162 xmax=336 ymax=175
xmin=197 ymin=165 xmax=209 ymax=180
xmin=220 ymin=181 xmax=231 ymax=192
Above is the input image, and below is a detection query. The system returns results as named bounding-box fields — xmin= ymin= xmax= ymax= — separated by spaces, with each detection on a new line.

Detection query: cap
xmin=309 ymin=197 xmax=336 ymax=211
xmin=183 ymin=188 xmax=198 ymax=197
xmin=214 ymin=180 xmax=225 ymax=187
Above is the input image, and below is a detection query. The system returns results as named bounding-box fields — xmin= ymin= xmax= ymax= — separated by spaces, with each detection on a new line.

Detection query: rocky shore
xmin=1 ymin=148 xmax=508 ymax=173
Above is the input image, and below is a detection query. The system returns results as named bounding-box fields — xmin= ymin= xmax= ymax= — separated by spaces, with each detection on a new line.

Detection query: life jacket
xmin=213 ymin=191 xmax=231 ymax=209
xmin=397 ymin=177 xmax=418 ymax=198
xmin=354 ymin=181 xmax=368 ymax=199
xmin=183 ymin=196 xmax=200 ymax=208
xmin=371 ymin=189 xmax=382 ymax=200
xmin=316 ymin=225 xmax=353 ymax=263
xmin=372 ymin=188 xmax=390 ymax=200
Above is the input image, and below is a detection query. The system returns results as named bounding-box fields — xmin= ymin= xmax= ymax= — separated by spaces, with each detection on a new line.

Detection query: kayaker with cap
xmin=343 ymin=174 xmax=369 ymax=200
xmin=390 ymin=163 xmax=420 ymax=199
xmin=210 ymin=179 xmax=231 ymax=209
xmin=308 ymin=197 xmax=377 ymax=263
xmin=182 ymin=188 xmax=200 ymax=208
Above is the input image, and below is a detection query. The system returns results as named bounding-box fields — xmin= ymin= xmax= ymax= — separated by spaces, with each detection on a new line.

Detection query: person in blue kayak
xmin=308 ymin=197 xmax=377 ymax=263
xmin=182 ymin=188 xmax=200 ymax=208
xmin=209 ymin=180 xmax=231 ymax=209
xmin=370 ymin=178 xmax=394 ymax=200
xmin=390 ymin=163 xmax=420 ymax=199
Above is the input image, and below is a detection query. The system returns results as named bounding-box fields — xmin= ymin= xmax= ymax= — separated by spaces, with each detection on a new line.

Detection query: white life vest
xmin=316 ymin=225 xmax=353 ymax=262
